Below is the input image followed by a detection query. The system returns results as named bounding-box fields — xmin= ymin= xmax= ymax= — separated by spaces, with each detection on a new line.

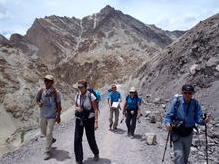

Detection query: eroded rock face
xmin=12 ymin=5 xmax=183 ymax=88
xmin=136 ymin=14 xmax=219 ymax=162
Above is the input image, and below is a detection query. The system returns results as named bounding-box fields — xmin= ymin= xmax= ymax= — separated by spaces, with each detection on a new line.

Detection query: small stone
xmin=144 ymin=133 xmax=157 ymax=145
xmin=189 ymin=64 xmax=198 ymax=75
xmin=216 ymin=65 xmax=219 ymax=71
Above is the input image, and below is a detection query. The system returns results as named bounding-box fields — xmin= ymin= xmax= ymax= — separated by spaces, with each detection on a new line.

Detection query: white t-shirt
xmin=75 ymin=90 xmax=96 ymax=110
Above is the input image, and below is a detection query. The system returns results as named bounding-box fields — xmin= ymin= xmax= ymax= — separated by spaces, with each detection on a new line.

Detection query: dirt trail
xmin=0 ymin=100 xmax=172 ymax=164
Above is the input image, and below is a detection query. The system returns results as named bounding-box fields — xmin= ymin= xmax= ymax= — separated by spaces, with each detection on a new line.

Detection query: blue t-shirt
xmin=108 ymin=91 xmax=121 ymax=103
xmin=126 ymin=96 xmax=139 ymax=110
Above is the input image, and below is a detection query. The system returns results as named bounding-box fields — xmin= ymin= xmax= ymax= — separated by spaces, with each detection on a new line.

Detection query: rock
xmin=216 ymin=65 xmax=219 ymax=71
xmin=144 ymin=133 xmax=157 ymax=145
xmin=190 ymin=64 xmax=198 ymax=75
xmin=161 ymin=104 xmax=166 ymax=109
xmin=206 ymin=57 xmax=219 ymax=67
xmin=149 ymin=114 xmax=156 ymax=123
xmin=145 ymin=111 xmax=151 ymax=117
xmin=153 ymin=98 xmax=161 ymax=104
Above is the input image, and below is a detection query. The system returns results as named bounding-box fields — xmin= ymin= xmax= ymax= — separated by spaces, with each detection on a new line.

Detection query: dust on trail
xmin=0 ymin=100 xmax=171 ymax=164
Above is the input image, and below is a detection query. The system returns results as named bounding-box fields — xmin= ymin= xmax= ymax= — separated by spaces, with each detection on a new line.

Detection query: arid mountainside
xmin=11 ymin=5 xmax=183 ymax=87
xmin=137 ymin=13 xmax=219 ymax=114
xmin=0 ymin=41 xmax=73 ymax=154
xmin=133 ymin=14 xmax=219 ymax=161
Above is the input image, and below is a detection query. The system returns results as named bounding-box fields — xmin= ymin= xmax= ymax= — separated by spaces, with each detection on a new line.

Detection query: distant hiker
xmin=36 ymin=75 xmax=62 ymax=160
xmin=108 ymin=84 xmax=121 ymax=131
xmin=123 ymin=87 xmax=141 ymax=138
xmin=74 ymin=80 xmax=99 ymax=164
xmin=164 ymin=84 xmax=209 ymax=164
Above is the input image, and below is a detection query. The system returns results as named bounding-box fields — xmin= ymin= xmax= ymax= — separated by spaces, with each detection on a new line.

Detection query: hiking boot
xmin=76 ymin=161 xmax=83 ymax=164
xmin=44 ymin=152 xmax=50 ymax=160
xmin=131 ymin=134 xmax=135 ymax=139
xmin=52 ymin=138 xmax=56 ymax=143
xmin=109 ymin=123 xmax=113 ymax=130
xmin=93 ymin=154 xmax=99 ymax=161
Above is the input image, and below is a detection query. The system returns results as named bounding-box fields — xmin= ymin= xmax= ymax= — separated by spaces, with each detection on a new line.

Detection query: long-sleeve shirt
xmin=164 ymin=96 xmax=204 ymax=127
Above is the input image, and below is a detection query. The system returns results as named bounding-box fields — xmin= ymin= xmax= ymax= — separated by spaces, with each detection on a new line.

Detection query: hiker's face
xmin=182 ymin=91 xmax=193 ymax=101
xmin=112 ymin=87 xmax=117 ymax=92
xmin=130 ymin=92 xmax=135 ymax=98
xmin=44 ymin=79 xmax=53 ymax=88
xmin=78 ymin=86 xmax=86 ymax=94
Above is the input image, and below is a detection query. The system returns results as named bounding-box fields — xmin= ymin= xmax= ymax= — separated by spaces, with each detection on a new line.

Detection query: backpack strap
xmin=76 ymin=93 xmax=79 ymax=107
xmin=37 ymin=88 xmax=44 ymax=102
xmin=173 ymin=96 xmax=181 ymax=120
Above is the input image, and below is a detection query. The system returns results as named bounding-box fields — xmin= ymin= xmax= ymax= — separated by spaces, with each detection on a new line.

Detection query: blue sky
xmin=0 ymin=0 xmax=218 ymax=38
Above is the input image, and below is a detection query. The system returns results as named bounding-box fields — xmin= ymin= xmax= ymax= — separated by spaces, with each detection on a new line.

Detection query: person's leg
xmin=130 ymin=113 xmax=137 ymax=136
xmin=84 ymin=118 xmax=99 ymax=156
xmin=173 ymin=134 xmax=184 ymax=164
xmin=125 ymin=112 xmax=131 ymax=135
xmin=182 ymin=134 xmax=193 ymax=164
xmin=109 ymin=109 xmax=113 ymax=129
xmin=45 ymin=119 xmax=56 ymax=153
xmin=40 ymin=117 xmax=47 ymax=136
xmin=74 ymin=119 xmax=84 ymax=163
xmin=114 ymin=108 xmax=119 ymax=129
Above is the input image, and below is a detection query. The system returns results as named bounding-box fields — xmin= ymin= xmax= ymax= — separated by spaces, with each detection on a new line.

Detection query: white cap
xmin=44 ymin=75 xmax=54 ymax=81
xmin=129 ymin=87 xmax=136 ymax=92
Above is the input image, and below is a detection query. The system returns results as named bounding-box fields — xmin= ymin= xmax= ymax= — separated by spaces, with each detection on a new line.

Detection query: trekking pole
xmin=204 ymin=113 xmax=209 ymax=164
xmin=162 ymin=131 xmax=170 ymax=162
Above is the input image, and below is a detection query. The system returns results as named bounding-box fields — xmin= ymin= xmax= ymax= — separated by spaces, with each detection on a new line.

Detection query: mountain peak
xmin=100 ymin=5 xmax=116 ymax=15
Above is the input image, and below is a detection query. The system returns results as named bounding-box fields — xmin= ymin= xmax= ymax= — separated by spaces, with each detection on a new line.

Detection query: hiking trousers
xmin=172 ymin=133 xmax=193 ymax=164
xmin=74 ymin=117 xmax=99 ymax=162
xmin=40 ymin=117 xmax=56 ymax=152
xmin=109 ymin=108 xmax=120 ymax=128
xmin=125 ymin=111 xmax=137 ymax=135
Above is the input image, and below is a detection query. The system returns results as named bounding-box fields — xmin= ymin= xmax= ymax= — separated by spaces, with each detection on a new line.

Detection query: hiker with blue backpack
xmin=123 ymin=87 xmax=141 ymax=138
xmin=164 ymin=84 xmax=209 ymax=164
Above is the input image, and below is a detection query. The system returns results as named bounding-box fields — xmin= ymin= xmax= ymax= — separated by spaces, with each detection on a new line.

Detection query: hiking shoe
xmin=76 ymin=161 xmax=83 ymax=164
xmin=94 ymin=154 xmax=99 ymax=161
xmin=44 ymin=152 xmax=50 ymax=160
xmin=131 ymin=135 xmax=135 ymax=139
xmin=52 ymin=138 xmax=56 ymax=143
xmin=109 ymin=123 xmax=113 ymax=130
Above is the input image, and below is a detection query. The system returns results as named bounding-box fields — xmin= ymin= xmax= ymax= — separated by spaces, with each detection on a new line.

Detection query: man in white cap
xmin=36 ymin=75 xmax=62 ymax=160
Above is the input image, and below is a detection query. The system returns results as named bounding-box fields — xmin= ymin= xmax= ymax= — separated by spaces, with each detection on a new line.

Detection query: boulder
xmin=144 ymin=133 xmax=157 ymax=145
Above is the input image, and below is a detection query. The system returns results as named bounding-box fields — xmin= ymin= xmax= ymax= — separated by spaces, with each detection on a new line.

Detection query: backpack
xmin=87 ymin=88 xmax=98 ymax=100
xmin=172 ymin=95 xmax=199 ymax=137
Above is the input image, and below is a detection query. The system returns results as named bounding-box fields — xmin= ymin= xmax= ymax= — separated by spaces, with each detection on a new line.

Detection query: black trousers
xmin=125 ymin=110 xmax=137 ymax=135
xmin=74 ymin=117 xmax=99 ymax=162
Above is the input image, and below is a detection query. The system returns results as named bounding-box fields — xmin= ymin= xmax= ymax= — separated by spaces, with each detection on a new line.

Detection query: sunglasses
xmin=183 ymin=91 xmax=193 ymax=95
xmin=78 ymin=86 xmax=85 ymax=89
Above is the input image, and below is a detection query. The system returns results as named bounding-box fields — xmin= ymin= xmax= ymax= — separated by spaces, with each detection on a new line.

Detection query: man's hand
xmin=95 ymin=121 xmax=98 ymax=130
xmin=75 ymin=106 xmax=83 ymax=112
xmin=56 ymin=115 xmax=61 ymax=124
xmin=166 ymin=124 xmax=172 ymax=131
xmin=203 ymin=113 xmax=210 ymax=124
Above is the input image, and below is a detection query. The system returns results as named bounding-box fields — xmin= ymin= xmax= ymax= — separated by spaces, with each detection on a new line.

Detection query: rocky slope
xmin=132 ymin=13 xmax=219 ymax=163
xmin=11 ymin=5 xmax=183 ymax=88
xmin=0 ymin=42 xmax=73 ymax=154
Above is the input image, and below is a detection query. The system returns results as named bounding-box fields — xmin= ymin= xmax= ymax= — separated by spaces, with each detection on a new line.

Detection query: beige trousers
xmin=40 ymin=118 xmax=56 ymax=152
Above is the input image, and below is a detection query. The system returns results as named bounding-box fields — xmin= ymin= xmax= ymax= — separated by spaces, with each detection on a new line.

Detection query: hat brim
xmin=78 ymin=84 xmax=85 ymax=87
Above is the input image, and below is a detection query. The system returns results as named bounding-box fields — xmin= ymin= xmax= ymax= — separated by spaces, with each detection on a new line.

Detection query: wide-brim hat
xmin=44 ymin=75 xmax=54 ymax=81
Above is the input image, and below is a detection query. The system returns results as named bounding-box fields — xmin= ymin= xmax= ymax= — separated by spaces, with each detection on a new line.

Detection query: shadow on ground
xmin=50 ymin=147 xmax=71 ymax=161
xmin=84 ymin=157 xmax=111 ymax=164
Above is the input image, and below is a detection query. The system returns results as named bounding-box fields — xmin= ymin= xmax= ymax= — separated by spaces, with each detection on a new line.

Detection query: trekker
xmin=74 ymin=80 xmax=99 ymax=164
xmin=164 ymin=84 xmax=209 ymax=164
xmin=36 ymin=75 xmax=62 ymax=160
xmin=108 ymin=84 xmax=121 ymax=131
xmin=123 ymin=87 xmax=141 ymax=138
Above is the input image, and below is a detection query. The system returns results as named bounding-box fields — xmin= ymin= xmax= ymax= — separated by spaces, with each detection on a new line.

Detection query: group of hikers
xmin=36 ymin=75 xmax=209 ymax=164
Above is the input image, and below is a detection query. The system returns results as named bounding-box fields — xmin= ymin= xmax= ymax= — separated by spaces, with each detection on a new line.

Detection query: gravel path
xmin=0 ymin=101 xmax=172 ymax=164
